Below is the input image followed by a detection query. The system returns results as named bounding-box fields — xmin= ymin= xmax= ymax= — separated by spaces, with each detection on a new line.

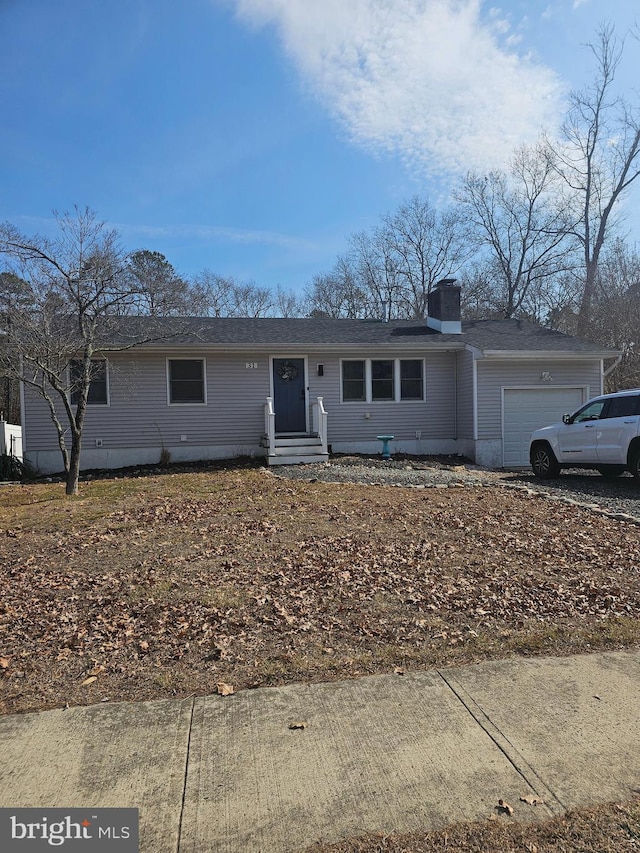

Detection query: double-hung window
xmin=400 ymin=360 xmax=424 ymax=400
xmin=168 ymin=359 xmax=206 ymax=404
xmin=70 ymin=359 xmax=108 ymax=406
xmin=341 ymin=358 xmax=424 ymax=403
xmin=371 ymin=360 xmax=394 ymax=400
xmin=342 ymin=360 xmax=366 ymax=401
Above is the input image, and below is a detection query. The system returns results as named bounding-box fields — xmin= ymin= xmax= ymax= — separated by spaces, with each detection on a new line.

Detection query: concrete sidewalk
xmin=1 ymin=650 xmax=640 ymax=852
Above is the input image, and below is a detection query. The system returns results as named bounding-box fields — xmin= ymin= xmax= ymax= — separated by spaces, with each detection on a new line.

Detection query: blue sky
xmin=1 ymin=0 xmax=638 ymax=296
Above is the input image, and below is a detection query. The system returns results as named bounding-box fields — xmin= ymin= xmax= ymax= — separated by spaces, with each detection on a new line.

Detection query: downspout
xmin=602 ymin=355 xmax=622 ymax=393
xmin=453 ymin=353 xmax=458 ymax=440
xmin=19 ymin=354 xmax=27 ymax=458
xmin=472 ymin=355 xmax=478 ymax=442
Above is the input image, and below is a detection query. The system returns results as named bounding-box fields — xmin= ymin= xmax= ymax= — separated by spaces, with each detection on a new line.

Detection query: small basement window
xmin=168 ymin=359 xmax=206 ymax=404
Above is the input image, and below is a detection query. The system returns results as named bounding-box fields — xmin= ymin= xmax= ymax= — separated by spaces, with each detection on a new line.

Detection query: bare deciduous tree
xmin=349 ymin=229 xmax=402 ymax=320
xmin=545 ymin=23 xmax=640 ymax=337
xmin=456 ymin=144 xmax=576 ymax=319
xmin=587 ymin=239 xmax=640 ymax=389
xmin=229 ymin=280 xmax=273 ymax=318
xmin=271 ymin=284 xmax=305 ymax=318
xmin=188 ymin=270 xmax=284 ymax=317
xmin=0 ymin=208 xmax=175 ymax=495
xmin=188 ymin=270 xmax=237 ymax=316
xmin=307 ymin=196 xmax=469 ymax=320
xmin=378 ymin=196 xmax=470 ymax=319
xmin=304 ymin=255 xmax=374 ymax=318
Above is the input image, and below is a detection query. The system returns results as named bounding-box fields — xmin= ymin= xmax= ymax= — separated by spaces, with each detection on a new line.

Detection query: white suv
xmin=529 ymin=389 xmax=640 ymax=479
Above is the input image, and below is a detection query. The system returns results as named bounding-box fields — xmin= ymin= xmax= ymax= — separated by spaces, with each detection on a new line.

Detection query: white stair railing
xmin=312 ymin=396 xmax=328 ymax=454
xmin=264 ymin=397 xmax=276 ymax=456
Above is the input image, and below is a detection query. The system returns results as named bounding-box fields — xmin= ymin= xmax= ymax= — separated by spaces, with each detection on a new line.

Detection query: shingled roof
xmin=97 ymin=315 xmax=618 ymax=357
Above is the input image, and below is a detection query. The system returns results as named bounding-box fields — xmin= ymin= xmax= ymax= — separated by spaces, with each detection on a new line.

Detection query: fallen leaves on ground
xmin=496 ymin=799 xmax=514 ymax=816
xmin=306 ymin=798 xmax=640 ymax=853
xmin=1 ymin=468 xmax=639 ymax=714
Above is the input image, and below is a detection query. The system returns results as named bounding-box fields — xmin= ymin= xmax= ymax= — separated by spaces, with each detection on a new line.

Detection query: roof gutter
xmin=102 ymin=341 xmax=468 ymax=354
xmin=480 ymin=349 xmax=621 ymax=360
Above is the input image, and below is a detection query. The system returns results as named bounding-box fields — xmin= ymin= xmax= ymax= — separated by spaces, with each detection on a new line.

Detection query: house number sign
xmin=245 ymin=362 xmax=258 ymax=369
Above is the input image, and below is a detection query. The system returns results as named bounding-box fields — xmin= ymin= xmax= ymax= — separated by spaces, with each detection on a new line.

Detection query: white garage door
xmin=503 ymin=387 xmax=586 ymax=468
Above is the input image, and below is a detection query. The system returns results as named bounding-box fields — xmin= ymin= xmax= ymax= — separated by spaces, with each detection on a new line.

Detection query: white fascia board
xmin=132 ymin=341 xmax=467 ymax=354
xmin=480 ymin=349 xmax=621 ymax=360
xmin=464 ymin=344 xmax=483 ymax=359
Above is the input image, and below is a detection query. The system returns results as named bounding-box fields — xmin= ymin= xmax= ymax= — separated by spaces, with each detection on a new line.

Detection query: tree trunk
xmin=576 ymin=260 xmax=598 ymax=339
xmin=66 ymin=432 xmax=82 ymax=496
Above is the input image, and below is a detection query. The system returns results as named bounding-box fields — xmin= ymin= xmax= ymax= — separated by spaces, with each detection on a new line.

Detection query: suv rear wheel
xmin=531 ymin=442 xmax=561 ymax=478
xmin=631 ymin=450 xmax=640 ymax=480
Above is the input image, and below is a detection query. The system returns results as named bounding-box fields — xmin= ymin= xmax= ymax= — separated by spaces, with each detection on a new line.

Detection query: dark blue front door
xmin=273 ymin=358 xmax=306 ymax=433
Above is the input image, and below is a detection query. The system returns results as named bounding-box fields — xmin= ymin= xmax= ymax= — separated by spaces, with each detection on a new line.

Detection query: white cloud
xmin=234 ymin=0 xmax=564 ymax=177
xmin=119 ymin=222 xmax=316 ymax=251
xmin=11 ymin=214 xmax=316 ymax=252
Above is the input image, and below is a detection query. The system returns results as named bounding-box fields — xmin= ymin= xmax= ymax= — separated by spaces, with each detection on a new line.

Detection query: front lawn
xmin=1 ymin=467 xmax=639 ymax=715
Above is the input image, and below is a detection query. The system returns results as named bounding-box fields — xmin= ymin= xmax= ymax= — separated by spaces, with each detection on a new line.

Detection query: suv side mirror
xmin=562 ymin=413 xmax=571 ymax=424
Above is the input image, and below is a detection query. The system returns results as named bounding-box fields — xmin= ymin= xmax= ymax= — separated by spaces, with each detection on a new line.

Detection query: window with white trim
xmin=342 ymin=360 xmax=366 ymax=401
xmin=168 ymin=358 xmax=206 ymax=404
xmin=400 ymin=359 xmax=424 ymax=400
xmin=70 ymin=359 xmax=108 ymax=405
xmin=371 ymin=359 xmax=394 ymax=400
xmin=341 ymin=359 xmax=424 ymax=403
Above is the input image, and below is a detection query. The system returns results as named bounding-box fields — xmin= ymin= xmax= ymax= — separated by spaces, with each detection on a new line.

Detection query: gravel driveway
xmin=274 ymin=455 xmax=640 ymax=523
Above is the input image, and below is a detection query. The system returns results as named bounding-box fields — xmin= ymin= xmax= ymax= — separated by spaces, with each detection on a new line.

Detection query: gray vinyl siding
xmin=455 ymin=350 xmax=475 ymax=440
xmin=476 ymin=359 xmax=602 ymax=440
xmin=24 ymin=350 xmax=604 ymax=455
xmin=23 ymin=351 xmax=272 ymax=452
xmin=311 ymin=350 xmax=456 ymax=442
xmin=24 ymin=349 xmax=459 ymax=452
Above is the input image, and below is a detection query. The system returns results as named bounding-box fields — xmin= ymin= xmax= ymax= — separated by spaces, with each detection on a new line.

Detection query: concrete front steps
xmin=262 ymin=434 xmax=329 ymax=466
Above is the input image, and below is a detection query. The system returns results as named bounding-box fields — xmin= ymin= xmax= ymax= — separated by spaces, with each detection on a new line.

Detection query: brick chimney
xmin=426 ymin=278 xmax=461 ymax=334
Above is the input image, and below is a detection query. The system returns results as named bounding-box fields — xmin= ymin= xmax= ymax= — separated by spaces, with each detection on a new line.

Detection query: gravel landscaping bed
xmin=274 ymin=454 xmax=640 ymax=522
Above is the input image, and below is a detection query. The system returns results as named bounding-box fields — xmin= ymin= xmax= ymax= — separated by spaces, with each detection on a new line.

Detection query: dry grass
xmin=307 ymin=799 xmax=640 ymax=852
xmin=1 ymin=464 xmax=639 ymax=715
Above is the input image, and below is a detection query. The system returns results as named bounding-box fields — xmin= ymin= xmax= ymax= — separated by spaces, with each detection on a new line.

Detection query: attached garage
xmin=502 ymin=387 xmax=586 ymax=468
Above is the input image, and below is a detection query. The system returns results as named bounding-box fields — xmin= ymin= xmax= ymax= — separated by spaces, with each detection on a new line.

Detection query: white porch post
xmin=312 ymin=396 xmax=328 ymax=454
xmin=264 ymin=396 xmax=276 ymax=456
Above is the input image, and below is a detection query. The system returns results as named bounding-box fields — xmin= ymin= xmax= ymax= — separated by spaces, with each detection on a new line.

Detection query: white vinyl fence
xmin=0 ymin=422 xmax=23 ymax=460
